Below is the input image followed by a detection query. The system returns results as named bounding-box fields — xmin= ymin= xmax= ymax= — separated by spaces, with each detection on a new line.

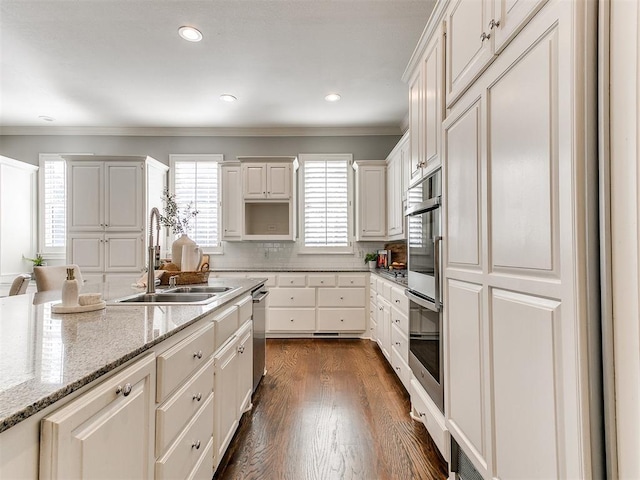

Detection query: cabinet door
xmin=266 ymin=163 xmax=291 ymax=199
xmin=40 ymin=354 xmax=155 ymax=480
xmin=213 ymin=337 xmax=239 ymax=467
xmin=221 ymin=166 xmax=242 ymax=240
xmin=445 ymin=0 xmax=494 ymax=106
xmin=377 ymin=297 xmax=391 ymax=361
xmin=387 ymin=161 xmax=397 ymax=237
xmin=424 ymin=26 xmax=445 ymax=172
xmin=400 ymin=135 xmax=411 ymax=201
xmin=67 ymin=233 xmax=105 ymax=272
xmin=356 ymin=165 xmax=386 ymax=240
xmin=492 ymin=0 xmax=548 ymax=53
xmin=68 ymin=162 xmax=103 ymax=231
xmin=242 ymin=163 xmax=266 ymax=199
xmin=104 ymin=233 xmax=144 ymax=273
xmin=236 ymin=321 xmax=253 ymax=414
xmin=408 ymin=67 xmax=424 ymax=184
xmin=105 ymin=162 xmax=144 ymax=231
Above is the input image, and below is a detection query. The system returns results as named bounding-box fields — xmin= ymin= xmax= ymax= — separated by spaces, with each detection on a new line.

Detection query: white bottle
xmin=61 ymin=268 xmax=79 ymax=307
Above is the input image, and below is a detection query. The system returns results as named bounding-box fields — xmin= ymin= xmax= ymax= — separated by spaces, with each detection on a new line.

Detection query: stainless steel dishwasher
xmin=252 ymin=285 xmax=268 ymax=393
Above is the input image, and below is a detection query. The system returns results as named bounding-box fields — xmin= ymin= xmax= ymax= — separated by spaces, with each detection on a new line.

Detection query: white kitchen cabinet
xmin=236 ymin=320 xmax=253 ymax=414
xmin=0 ymin=156 xmax=38 ymax=280
xmin=408 ymin=66 xmax=424 ymax=185
xmin=376 ymin=295 xmax=391 ymax=361
xmin=64 ymin=155 xmax=167 ymax=280
xmin=221 ymin=163 xmax=242 ymax=241
xmin=40 ymin=353 xmax=156 ymax=480
xmin=445 ymin=0 xmax=547 ymax=106
xmin=441 ymin=1 xmax=600 ymax=478
xmin=241 ymin=162 xmax=292 ymax=200
xmin=213 ymin=334 xmax=239 ymax=468
xmin=354 ymin=161 xmax=386 ymax=241
xmin=386 ymin=152 xmax=404 ymax=239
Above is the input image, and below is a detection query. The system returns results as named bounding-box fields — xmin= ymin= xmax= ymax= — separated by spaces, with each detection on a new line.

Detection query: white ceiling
xmin=0 ymin=0 xmax=436 ymax=134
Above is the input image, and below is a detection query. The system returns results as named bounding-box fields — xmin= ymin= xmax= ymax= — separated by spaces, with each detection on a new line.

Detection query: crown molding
xmin=0 ymin=125 xmax=403 ymax=137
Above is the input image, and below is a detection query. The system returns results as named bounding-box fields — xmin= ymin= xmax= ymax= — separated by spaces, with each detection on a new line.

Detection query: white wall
xmin=610 ymin=1 xmax=640 ymax=478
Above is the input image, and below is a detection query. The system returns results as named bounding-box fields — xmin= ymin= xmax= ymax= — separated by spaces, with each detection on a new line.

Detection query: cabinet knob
xmin=192 ymin=393 xmax=202 ymax=402
xmin=489 ymin=18 xmax=500 ymax=29
xmin=340 ymin=296 xmax=344 ymax=300
xmin=395 ymin=299 xmax=400 ymax=303
xmin=290 ymin=318 xmax=294 ymax=322
xmin=395 ymin=342 xmax=401 ymax=346
xmin=290 ymin=296 xmax=294 ymax=300
xmin=116 ymin=383 xmax=132 ymax=397
xmin=395 ymin=367 xmax=401 ymax=371
xmin=395 ymin=319 xmax=400 ymax=323
xmin=192 ymin=440 xmax=201 ymax=450
xmin=320 ymin=280 xmax=324 ymax=284
xmin=193 ymin=350 xmax=203 ymax=359
xmin=480 ymin=31 xmax=491 ymax=42
xmin=340 ymin=318 xmax=344 ymax=322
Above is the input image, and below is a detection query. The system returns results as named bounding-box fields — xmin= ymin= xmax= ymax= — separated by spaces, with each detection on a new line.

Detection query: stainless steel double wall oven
xmin=405 ymin=168 xmax=444 ymax=413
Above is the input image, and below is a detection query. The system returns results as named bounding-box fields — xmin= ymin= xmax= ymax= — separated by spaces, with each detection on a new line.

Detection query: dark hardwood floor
xmin=214 ymin=339 xmax=448 ymax=480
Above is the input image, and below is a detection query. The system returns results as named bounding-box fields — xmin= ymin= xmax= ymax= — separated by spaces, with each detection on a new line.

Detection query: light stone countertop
xmin=0 ymin=276 xmax=265 ymax=433
xmin=212 ymin=267 xmax=371 ymax=273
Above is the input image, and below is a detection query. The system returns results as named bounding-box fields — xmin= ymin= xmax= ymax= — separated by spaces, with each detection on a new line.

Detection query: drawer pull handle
xmin=192 ymin=440 xmax=201 ymax=450
xmin=395 ymin=319 xmax=400 ymax=323
xmin=290 ymin=318 xmax=294 ymax=322
xmin=320 ymin=280 xmax=324 ymax=284
xmin=340 ymin=318 xmax=344 ymax=322
xmin=290 ymin=280 xmax=294 ymax=284
xmin=116 ymin=383 xmax=132 ymax=397
xmin=395 ymin=367 xmax=401 ymax=371
xmin=340 ymin=296 xmax=344 ymax=300
xmin=395 ymin=342 xmax=400 ymax=346
xmin=193 ymin=351 xmax=203 ymax=359
xmin=193 ymin=393 xmax=202 ymax=402
xmin=238 ymin=345 xmax=245 ymax=354
xmin=395 ymin=299 xmax=400 ymax=303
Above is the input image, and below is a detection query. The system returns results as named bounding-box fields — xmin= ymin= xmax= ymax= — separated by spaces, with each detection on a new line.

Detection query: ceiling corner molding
xmin=0 ymin=125 xmax=403 ymax=137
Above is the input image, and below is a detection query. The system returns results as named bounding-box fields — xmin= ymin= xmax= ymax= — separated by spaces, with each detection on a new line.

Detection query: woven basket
xmin=159 ymin=270 xmax=210 ymax=285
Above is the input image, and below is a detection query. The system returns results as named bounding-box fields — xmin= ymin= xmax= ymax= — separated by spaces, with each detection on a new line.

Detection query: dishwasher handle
xmin=252 ymin=290 xmax=269 ymax=303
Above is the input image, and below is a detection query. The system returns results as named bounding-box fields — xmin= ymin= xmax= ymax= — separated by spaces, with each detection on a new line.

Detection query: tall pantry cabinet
xmin=63 ymin=155 xmax=168 ymax=282
xmin=404 ymin=0 xmax=601 ymax=479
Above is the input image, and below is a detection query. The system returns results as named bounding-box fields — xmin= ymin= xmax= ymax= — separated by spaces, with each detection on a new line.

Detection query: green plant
xmin=159 ymin=188 xmax=199 ymax=235
xmin=24 ymin=254 xmax=45 ymax=266
xmin=364 ymin=252 xmax=378 ymax=263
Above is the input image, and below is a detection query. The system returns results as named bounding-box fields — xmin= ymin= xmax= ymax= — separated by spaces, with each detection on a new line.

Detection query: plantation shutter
xmin=407 ymin=183 xmax=424 ymax=247
xmin=43 ymin=159 xmax=66 ymax=249
xmin=173 ymin=160 xmax=219 ymax=247
xmin=304 ymin=159 xmax=349 ymax=247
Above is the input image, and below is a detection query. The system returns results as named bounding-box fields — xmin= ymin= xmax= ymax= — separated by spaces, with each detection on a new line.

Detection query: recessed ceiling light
xmin=325 ymin=93 xmax=341 ymax=102
xmin=38 ymin=115 xmax=55 ymax=122
xmin=178 ymin=26 xmax=203 ymax=42
xmin=219 ymin=94 xmax=237 ymax=102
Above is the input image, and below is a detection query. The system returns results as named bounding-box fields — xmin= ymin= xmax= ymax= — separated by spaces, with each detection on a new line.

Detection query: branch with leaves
xmin=159 ymin=188 xmax=199 ymax=235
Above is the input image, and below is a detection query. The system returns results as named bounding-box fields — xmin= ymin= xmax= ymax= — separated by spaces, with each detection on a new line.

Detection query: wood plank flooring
xmin=214 ymin=339 xmax=448 ymax=480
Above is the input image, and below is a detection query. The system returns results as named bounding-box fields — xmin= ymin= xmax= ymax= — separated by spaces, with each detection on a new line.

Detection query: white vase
xmin=368 ymin=260 xmax=377 ymax=270
xmin=171 ymin=234 xmax=196 ymax=270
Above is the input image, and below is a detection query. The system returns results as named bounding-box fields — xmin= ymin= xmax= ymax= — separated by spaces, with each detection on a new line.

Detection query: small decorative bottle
xmin=61 ymin=268 xmax=79 ymax=307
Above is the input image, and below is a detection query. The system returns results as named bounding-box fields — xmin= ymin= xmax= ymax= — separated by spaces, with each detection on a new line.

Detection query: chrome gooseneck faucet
xmin=147 ymin=207 xmax=161 ymax=294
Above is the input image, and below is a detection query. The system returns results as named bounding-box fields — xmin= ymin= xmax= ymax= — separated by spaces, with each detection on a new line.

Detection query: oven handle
xmin=404 ymin=196 xmax=441 ymax=217
xmin=434 ymin=235 xmax=442 ymax=311
xmin=405 ymin=289 xmax=440 ymax=313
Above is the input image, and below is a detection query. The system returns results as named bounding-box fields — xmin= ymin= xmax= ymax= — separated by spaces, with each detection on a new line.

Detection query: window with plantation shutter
xmin=300 ymin=154 xmax=352 ymax=253
xmin=170 ymin=154 xmax=222 ymax=251
xmin=39 ymin=154 xmax=68 ymax=256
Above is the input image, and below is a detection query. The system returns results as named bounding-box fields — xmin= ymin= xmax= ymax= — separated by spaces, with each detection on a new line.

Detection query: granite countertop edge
xmin=0 ymin=278 xmax=265 ymax=434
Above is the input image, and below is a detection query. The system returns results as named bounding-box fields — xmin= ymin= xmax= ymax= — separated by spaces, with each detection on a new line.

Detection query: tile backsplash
xmin=209 ymin=241 xmax=385 ymax=271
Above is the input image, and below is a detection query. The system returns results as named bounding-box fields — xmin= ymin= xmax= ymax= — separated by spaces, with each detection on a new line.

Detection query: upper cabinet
xmin=354 ymin=161 xmax=386 ymax=241
xmin=407 ymin=21 xmax=445 ymax=186
xmin=237 ymin=157 xmax=298 ymax=241
xmin=221 ymin=163 xmax=242 ymax=241
xmin=387 ymin=133 xmax=409 ymax=240
xmin=241 ymin=162 xmax=292 ymax=200
xmin=445 ymin=0 xmax=547 ymax=106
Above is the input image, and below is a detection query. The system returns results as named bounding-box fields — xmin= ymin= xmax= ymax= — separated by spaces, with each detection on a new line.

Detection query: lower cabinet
xmin=40 ymin=353 xmax=156 ymax=480
xmin=236 ymin=320 xmax=254 ymax=416
xmin=213 ymin=336 xmax=240 ymax=469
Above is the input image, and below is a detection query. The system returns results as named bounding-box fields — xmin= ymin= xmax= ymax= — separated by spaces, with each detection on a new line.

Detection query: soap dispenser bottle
xmin=61 ymin=267 xmax=79 ymax=307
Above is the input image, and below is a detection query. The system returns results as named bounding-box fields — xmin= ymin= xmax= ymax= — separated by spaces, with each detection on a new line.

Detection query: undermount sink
xmin=112 ymin=292 xmax=217 ymax=305
xmin=165 ymin=286 xmax=234 ymax=294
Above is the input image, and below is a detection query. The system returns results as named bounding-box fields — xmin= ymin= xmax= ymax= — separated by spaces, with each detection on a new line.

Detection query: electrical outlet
xmin=264 ymin=250 xmax=269 ymax=259
xmin=358 ymin=249 xmax=363 ymax=258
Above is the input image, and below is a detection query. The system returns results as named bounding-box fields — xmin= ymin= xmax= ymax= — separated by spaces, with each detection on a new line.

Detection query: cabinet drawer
xmin=317 ymin=308 xmax=366 ymax=331
xmin=157 ymin=323 xmax=215 ymax=402
xmin=391 ymin=305 xmax=409 ymax=336
xmin=369 ymin=275 xmax=377 ymax=292
xmin=369 ymin=288 xmax=377 ymax=305
xmin=391 ymin=347 xmax=411 ymax=393
xmin=370 ymin=318 xmax=378 ymax=340
xmin=156 ymin=358 xmax=214 ymax=457
xmin=391 ymin=286 xmax=408 ymax=315
xmin=317 ymin=288 xmax=365 ymax=307
xmin=155 ymin=392 xmax=214 ymax=480
xmin=269 ymin=308 xmax=316 ymax=331
xmin=391 ymin=323 xmax=409 ymax=364
xmin=213 ymin=305 xmax=239 ymax=351
xmin=337 ymin=274 xmax=366 ymax=287
xmin=308 ymin=274 xmax=336 ymax=287
xmin=249 ymin=272 xmax=277 ymax=286
xmin=269 ymin=288 xmax=315 ymax=307
xmin=186 ymin=436 xmax=214 ymax=480
xmin=278 ymin=274 xmax=306 ymax=287
xmin=410 ymin=378 xmax=448 ymax=461
xmin=236 ymin=294 xmax=252 ymax=324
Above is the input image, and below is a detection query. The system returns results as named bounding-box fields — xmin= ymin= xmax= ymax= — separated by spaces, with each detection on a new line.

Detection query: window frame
xmin=298 ymin=153 xmax=354 ymax=255
xmin=168 ymin=154 xmax=224 ymax=255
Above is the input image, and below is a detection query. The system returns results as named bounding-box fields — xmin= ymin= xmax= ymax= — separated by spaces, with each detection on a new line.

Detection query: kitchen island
xmin=0 ymin=276 xmax=265 ymax=479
